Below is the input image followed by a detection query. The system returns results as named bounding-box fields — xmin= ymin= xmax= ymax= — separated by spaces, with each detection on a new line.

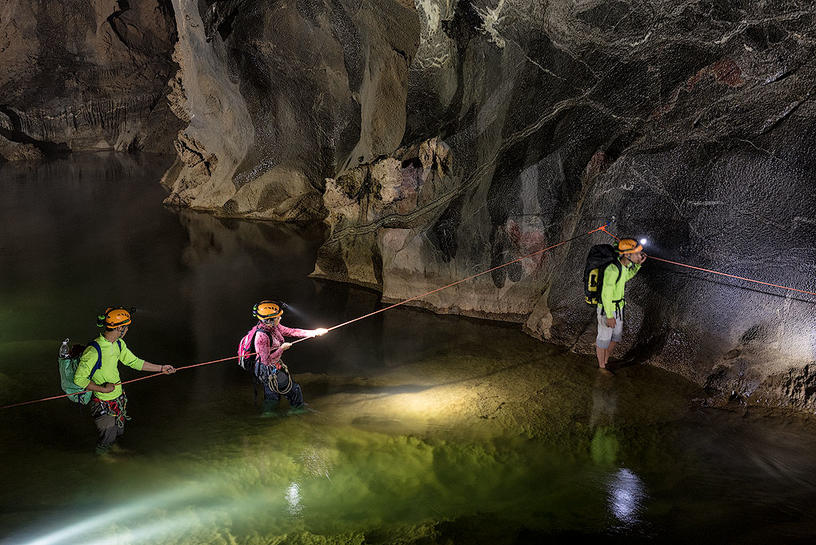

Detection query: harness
xmin=86 ymin=339 xmax=130 ymax=426
xmin=90 ymin=392 xmax=130 ymax=428
xmin=600 ymin=298 xmax=625 ymax=318
xmin=251 ymin=328 xmax=295 ymax=397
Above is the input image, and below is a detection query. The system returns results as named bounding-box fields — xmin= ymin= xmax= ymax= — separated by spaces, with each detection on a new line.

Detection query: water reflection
xmin=589 ymin=374 xmax=647 ymax=528
xmin=607 ymin=468 xmax=646 ymax=527
xmin=590 ymin=372 xmax=619 ymax=466
xmin=286 ymin=482 xmax=303 ymax=516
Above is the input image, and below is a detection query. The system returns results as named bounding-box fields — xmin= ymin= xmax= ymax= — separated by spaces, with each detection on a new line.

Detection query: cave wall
xmin=0 ymin=0 xmax=181 ymax=158
xmin=160 ymin=0 xmax=420 ymax=221
xmin=311 ymin=0 xmax=816 ymax=409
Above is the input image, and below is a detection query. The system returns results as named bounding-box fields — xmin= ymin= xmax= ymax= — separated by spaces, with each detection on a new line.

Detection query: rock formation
xmin=0 ymin=0 xmax=181 ymax=158
xmin=160 ymin=0 xmax=420 ymax=221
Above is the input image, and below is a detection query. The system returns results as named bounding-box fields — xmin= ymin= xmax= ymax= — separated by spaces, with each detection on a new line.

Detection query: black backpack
xmin=583 ymin=244 xmax=622 ymax=306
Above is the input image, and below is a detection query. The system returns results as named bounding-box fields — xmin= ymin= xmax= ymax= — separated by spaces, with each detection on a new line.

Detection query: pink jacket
xmin=253 ymin=323 xmax=316 ymax=368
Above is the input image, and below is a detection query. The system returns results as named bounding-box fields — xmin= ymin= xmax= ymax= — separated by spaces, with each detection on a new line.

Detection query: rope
xmin=646 ymin=255 xmax=816 ymax=297
xmin=0 ymin=224 xmax=606 ymax=410
xmin=268 ymin=363 xmax=294 ymax=395
xmin=598 ymin=228 xmax=816 ymax=298
xmin=0 ymin=354 xmax=252 ymax=410
xmin=291 ymin=224 xmax=609 ymax=343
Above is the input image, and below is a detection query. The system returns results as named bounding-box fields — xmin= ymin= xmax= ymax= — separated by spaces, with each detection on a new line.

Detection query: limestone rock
xmin=0 ymin=134 xmax=43 ymax=162
xmin=159 ymin=0 xmax=420 ymax=221
xmin=160 ymin=0 xmax=254 ymax=212
xmin=0 ymin=0 xmax=182 ymax=153
xmin=312 ymin=137 xmax=456 ymax=290
xmin=223 ymin=167 xmax=325 ymax=223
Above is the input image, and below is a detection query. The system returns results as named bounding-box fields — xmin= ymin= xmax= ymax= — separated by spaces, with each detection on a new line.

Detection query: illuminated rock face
xmin=311 ymin=0 xmax=816 ymax=408
xmin=160 ymin=0 xmax=420 ymax=219
xmin=0 ymin=0 xmax=181 ymax=157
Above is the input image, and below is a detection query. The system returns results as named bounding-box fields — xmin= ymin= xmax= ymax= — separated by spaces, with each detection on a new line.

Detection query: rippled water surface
xmin=1 ymin=154 xmax=816 ymax=544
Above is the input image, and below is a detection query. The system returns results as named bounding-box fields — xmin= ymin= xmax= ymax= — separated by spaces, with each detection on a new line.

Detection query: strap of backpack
xmin=88 ymin=341 xmax=103 ymax=381
xmin=253 ymin=328 xmax=271 ymax=358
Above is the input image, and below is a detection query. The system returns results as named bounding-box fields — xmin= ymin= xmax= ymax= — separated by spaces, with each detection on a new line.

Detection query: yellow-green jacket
xmin=73 ymin=335 xmax=144 ymax=401
xmin=600 ymin=260 xmax=641 ymax=318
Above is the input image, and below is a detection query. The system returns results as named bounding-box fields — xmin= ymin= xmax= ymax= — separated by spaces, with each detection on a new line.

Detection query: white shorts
xmin=596 ymin=305 xmax=623 ymax=349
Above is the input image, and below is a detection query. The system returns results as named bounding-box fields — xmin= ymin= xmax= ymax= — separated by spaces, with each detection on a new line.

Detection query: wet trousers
xmin=89 ymin=393 xmax=128 ymax=453
xmin=254 ymin=362 xmax=304 ymax=409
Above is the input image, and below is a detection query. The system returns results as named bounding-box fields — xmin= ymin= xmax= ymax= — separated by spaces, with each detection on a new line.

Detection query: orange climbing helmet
xmin=253 ymin=300 xmax=283 ymax=321
xmin=617 ymin=238 xmax=643 ymax=255
xmin=97 ymin=307 xmax=133 ymax=329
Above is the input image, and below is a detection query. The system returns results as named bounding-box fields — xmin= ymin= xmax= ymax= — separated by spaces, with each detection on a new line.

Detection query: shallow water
xmin=1 ymin=154 xmax=816 ymax=544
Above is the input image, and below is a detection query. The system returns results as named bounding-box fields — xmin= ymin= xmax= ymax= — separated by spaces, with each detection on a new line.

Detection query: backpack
xmin=58 ymin=338 xmax=120 ymax=404
xmin=583 ymin=244 xmax=622 ymax=307
xmin=238 ymin=327 xmax=268 ymax=372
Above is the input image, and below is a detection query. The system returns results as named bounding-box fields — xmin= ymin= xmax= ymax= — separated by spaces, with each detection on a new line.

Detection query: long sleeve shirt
xmin=254 ymin=323 xmax=316 ymax=367
xmin=73 ymin=335 xmax=144 ymax=401
xmin=601 ymin=260 xmax=641 ymax=318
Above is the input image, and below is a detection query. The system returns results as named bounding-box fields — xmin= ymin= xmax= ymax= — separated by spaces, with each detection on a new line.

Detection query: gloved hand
xmin=314 ymin=328 xmax=328 ymax=336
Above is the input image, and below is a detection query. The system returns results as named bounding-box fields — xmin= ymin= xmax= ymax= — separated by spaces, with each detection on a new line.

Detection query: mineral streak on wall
xmin=4 ymin=0 xmax=816 ymax=409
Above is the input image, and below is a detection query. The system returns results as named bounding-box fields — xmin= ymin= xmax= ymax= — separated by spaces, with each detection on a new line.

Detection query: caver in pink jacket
xmin=253 ymin=323 xmax=318 ymax=368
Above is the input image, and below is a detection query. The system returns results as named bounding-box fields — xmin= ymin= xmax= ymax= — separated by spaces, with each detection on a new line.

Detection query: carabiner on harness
xmin=268 ymin=362 xmax=294 ymax=395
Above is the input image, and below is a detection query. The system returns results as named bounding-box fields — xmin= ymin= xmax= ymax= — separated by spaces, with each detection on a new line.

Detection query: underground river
xmin=1 ymin=154 xmax=815 ymax=544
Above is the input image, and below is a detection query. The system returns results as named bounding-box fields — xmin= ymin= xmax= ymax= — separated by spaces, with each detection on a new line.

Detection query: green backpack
xmin=58 ymin=338 xmax=117 ymax=404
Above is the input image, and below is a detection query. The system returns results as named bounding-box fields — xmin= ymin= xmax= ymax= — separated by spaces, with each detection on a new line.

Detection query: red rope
xmin=599 ymin=229 xmax=816 ymax=297
xmin=648 ymin=255 xmax=816 ymax=296
xmin=292 ymin=224 xmax=609 ymax=343
xmin=2 ymin=224 xmax=607 ymax=410
xmin=0 ymin=354 xmax=253 ymax=410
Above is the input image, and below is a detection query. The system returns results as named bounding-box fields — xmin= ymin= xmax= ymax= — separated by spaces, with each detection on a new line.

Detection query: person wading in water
xmin=73 ymin=307 xmax=176 ymax=455
xmin=244 ymin=300 xmax=327 ymax=416
xmin=596 ymin=239 xmax=647 ymax=371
